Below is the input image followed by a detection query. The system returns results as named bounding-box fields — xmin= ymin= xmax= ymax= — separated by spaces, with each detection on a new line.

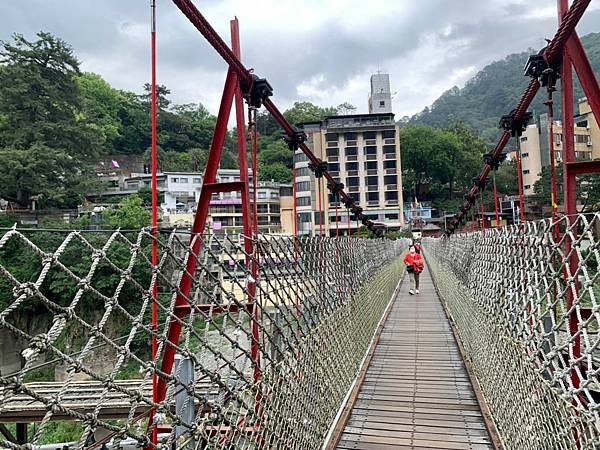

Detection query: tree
xmin=104 ymin=195 xmax=151 ymax=229
xmin=76 ymin=72 xmax=125 ymax=152
xmin=258 ymin=140 xmax=292 ymax=168
xmin=141 ymin=83 xmax=171 ymax=111
xmin=533 ymin=165 xmax=600 ymax=213
xmin=259 ymin=163 xmax=291 ymax=183
xmin=336 ymin=102 xmax=357 ymax=115
xmin=0 ymin=32 xmax=104 ymax=208
xmin=283 ymin=101 xmax=337 ymax=126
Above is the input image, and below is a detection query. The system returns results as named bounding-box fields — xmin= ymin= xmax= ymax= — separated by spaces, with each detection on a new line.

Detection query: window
xmin=345 ymin=147 xmax=358 ymax=156
xmin=576 ymin=134 xmax=588 ymax=144
xmin=270 ymin=205 xmax=280 ymax=213
xmin=346 ymin=177 xmax=359 ymax=187
xmin=257 ymin=204 xmax=269 ymax=213
xmin=383 ymin=145 xmax=395 ymax=154
xmin=179 ymin=178 xmax=188 ymax=183
xmin=325 ymin=133 xmax=338 ymax=142
xmin=367 ymin=191 xmax=379 ymax=201
xmin=294 ymin=152 xmax=308 ymax=163
xmin=523 ymin=169 xmax=530 ymax=174
xmin=258 ymin=191 xmax=267 ymax=199
xmin=385 ymin=191 xmax=398 ymax=200
xmin=127 ymin=182 xmax=140 ymax=189
xmin=346 ymin=162 xmax=358 ymax=171
xmin=521 ymin=152 xmax=529 ymax=158
xmin=521 ymin=136 xmax=528 ymax=142
xmin=193 ymin=177 xmax=201 ymax=184
xmin=385 ymin=213 xmax=399 ymax=220
xmin=344 ymin=132 xmax=357 ymax=140
xmin=314 ymin=211 xmax=325 ymax=225
xmin=364 ymin=161 xmax=377 ymax=170
xmin=296 ymin=181 xmax=311 ymax=192
xmin=171 ymin=177 xmax=179 ymax=183
xmin=296 ymin=167 xmax=311 ymax=177
xmin=384 ymin=175 xmax=397 ymax=185
xmin=326 ymin=148 xmax=339 ymax=157
xmin=328 ymin=163 xmax=340 ymax=172
xmin=366 ymin=176 xmax=378 ymax=187
xmin=382 ymin=130 xmax=395 ymax=139
xmin=363 ymin=131 xmax=376 ymax=140
xmin=270 ymin=192 xmax=279 ymax=199
xmin=379 ymin=100 xmax=385 ymax=107
xmin=384 ymin=160 xmax=396 ymax=169
xmin=576 ymin=151 xmax=591 ymax=160
xmin=554 ymin=133 xmax=562 ymax=145
xmin=297 ymin=196 xmax=311 ymax=206
xmin=524 ymin=185 xmax=531 ymax=190
xmin=364 ymin=146 xmax=377 ymax=155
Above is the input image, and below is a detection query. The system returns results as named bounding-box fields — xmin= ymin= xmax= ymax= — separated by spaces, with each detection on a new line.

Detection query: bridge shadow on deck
xmin=335 ymin=266 xmax=494 ymax=450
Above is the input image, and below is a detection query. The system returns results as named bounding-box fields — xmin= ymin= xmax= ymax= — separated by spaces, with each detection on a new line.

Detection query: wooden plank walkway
xmin=335 ymin=266 xmax=494 ymax=450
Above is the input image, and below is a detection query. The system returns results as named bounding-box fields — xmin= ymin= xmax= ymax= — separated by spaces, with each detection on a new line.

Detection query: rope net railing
xmin=0 ymin=227 xmax=406 ymax=449
xmin=424 ymin=212 xmax=600 ymax=449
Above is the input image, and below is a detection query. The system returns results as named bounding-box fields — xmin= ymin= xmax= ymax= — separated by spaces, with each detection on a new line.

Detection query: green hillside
xmin=409 ymin=32 xmax=600 ymax=143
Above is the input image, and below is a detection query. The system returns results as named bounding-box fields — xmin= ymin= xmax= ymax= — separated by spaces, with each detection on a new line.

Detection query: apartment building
xmin=115 ymin=169 xmax=292 ymax=233
xmin=519 ymin=98 xmax=596 ymax=196
xmin=124 ymin=171 xmax=203 ymax=211
xmin=295 ymin=112 xmax=404 ymax=236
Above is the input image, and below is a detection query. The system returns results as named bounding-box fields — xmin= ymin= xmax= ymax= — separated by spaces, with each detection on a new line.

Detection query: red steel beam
xmin=564 ymin=160 xmax=600 ymax=175
xmin=565 ymin=32 xmax=600 ymax=128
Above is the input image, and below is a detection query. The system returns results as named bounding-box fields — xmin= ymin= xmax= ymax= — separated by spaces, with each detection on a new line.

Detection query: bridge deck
xmin=335 ymin=266 xmax=494 ymax=450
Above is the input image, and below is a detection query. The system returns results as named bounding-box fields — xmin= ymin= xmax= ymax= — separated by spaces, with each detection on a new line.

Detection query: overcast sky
xmin=1 ymin=1 xmax=599 ymax=119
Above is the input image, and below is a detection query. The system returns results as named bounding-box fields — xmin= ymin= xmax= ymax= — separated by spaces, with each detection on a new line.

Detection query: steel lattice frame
xmin=0 ymin=228 xmax=407 ymax=448
xmin=425 ymin=213 xmax=600 ymax=449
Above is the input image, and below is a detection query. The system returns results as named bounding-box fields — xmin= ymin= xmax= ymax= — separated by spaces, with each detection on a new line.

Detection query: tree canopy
xmin=0 ymin=32 xmax=103 ymax=208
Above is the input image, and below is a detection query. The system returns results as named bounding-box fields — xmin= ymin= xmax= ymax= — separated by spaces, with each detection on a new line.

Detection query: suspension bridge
xmin=1 ymin=0 xmax=600 ymax=449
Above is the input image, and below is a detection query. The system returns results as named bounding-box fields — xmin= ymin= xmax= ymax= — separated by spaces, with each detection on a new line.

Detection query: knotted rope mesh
xmin=0 ymin=227 xmax=406 ymax=449
xmin=424 ymin=212 xmax=600 ymax=450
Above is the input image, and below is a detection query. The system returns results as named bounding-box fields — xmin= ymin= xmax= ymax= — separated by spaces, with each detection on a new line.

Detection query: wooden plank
xmin=334 ymin=266 xmax=497 ymax=450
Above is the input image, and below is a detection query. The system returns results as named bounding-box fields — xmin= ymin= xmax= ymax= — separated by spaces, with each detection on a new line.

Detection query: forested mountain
xmin=409 ymin=32 xmax=600 ymax=143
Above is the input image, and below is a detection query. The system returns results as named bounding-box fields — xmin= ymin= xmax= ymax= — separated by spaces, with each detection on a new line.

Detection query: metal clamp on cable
xmin=499 ymin=109 xmax=533 ymax=137
xmin=483 ymin=151 xmax=507 ymax=171
xmin=241 ymin=74 xmax=273 ymax=108
xmin=524 ymin=47 xmax=560 ymax=91
xmin=308 ymin=160 xmax=328 ymax=178
xmin=351 ymin=205 xmax=364 ymax=222
xmin=328 ymin=181 xmax=345 ymax=202
xmin=472 ymin=176 xmax=487 ymax=190
xmin=283 ymin=130 xmax=307 ymax=150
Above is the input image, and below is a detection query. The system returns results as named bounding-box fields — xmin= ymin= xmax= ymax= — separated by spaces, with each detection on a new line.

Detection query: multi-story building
xmin=124 ymin=171 xmax=203 ymax=211
xmin=295 ymin=112 xmax=404 ymax=236
xmin=520 ymin=98 xmax=596 ymax=196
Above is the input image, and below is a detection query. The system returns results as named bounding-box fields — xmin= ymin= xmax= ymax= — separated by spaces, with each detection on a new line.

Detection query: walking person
xmin=404 ymin=245 xmax=424 ymax=295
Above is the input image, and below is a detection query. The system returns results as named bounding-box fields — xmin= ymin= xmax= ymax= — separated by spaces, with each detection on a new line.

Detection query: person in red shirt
xmin=404 ymin=245 xmax=424 ymax=294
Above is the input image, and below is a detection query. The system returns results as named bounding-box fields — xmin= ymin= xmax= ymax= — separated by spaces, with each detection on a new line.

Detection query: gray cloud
xmin=0 ymin=1 xmax=598 ymax=118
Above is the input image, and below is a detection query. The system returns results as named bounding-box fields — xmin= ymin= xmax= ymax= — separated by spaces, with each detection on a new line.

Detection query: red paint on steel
xmin=151 ymin=69 xmax=237 ymax=417
xmin=493 ymin=174 xmax=500 ymax=228
xmin=516 ymin=148 xmax=525 ymax=224
xmin=565 ymin=160 xmax=600 ymax=175
xmin=559 ymin=0 xmax=581 ymax=401
xmin=545 ymin=93 xmax=560 ymax=219
xmin=566 ymin=33 xmax=600 ymax=127
xmin=149 ymin=1 xmax=158 ymax=446
xmin=292 ymin=165 xmax=297 ymax=237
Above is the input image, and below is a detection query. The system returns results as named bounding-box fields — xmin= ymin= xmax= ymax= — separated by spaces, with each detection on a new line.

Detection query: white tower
xmin=368 ymin=73 xmax=392 ymax=114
